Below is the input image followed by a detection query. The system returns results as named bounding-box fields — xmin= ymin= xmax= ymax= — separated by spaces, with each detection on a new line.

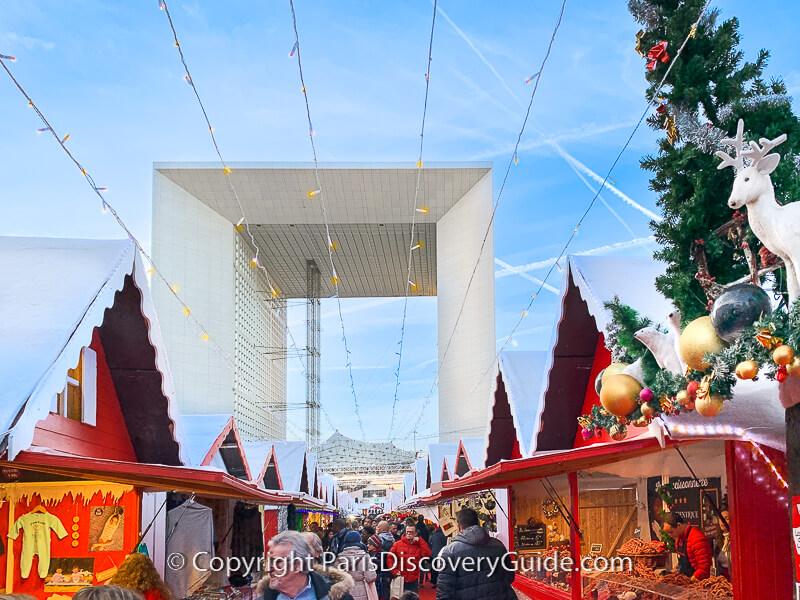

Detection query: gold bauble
xmin=640 ymin=403 xmax=655 ymax=418
xmin=788 ymin=357 xmax=800 ymax=377
xmin=676 ymin=390 xmax=692 ymax=407
xmin=695 ymin=393 xmax=724 ymax=417
xmin=735 ymin=360 xmax=759 ymax=380
xmin=599 ymin=374 xmax=642 ymax=417
xmin=679 ymin=316 xmax=727 ymax=371
xmin=632 ymin=417 xmax=649 ymax=428
xmin=773 ymin=345 xmax=795 ymax=366
xmin=609 ymin=424 xmax=628 ymax=441
xmin=602 ymin=362 xmax=630 ymax=384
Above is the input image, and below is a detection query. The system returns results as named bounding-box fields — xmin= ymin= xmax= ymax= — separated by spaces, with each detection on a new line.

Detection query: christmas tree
xmin=630 ymin=0 xmax=800 ymax=321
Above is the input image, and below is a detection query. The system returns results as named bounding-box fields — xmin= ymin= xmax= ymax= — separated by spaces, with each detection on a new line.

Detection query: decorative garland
xmin=578 ymin=297 xmax=800 ymax=439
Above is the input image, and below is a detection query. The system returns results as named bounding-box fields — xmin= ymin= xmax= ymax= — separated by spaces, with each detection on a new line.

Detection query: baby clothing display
xmin=8 ymin=508 xmax=68 ymax=578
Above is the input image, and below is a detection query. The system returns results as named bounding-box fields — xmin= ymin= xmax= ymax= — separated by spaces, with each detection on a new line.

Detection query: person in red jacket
xmin=662 ymin=512 xmax=712 ymax=581
xmin=389 ymin=523 xmax=431 ymax=594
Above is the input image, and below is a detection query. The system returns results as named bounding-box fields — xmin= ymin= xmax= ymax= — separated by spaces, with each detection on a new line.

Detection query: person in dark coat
xmin=428 ymin=525 xmax=447 ymax=587
xmin=329 ymin=518 xmax=348 ymax=556
xmin=415 ymin=516 xmax=430 ymax=545
xmin=436 ymin=508 xmax=516 ymax=600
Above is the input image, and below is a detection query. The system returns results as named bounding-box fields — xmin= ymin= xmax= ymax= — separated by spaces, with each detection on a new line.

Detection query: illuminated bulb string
xmin=0 ymin=56 xmax=309 ymax=442
xmin=470 ymin=0 xmax=713 ymax=395
xmin=394 ymin=0 xmax=568 ymax=441
xmin=157 ymin=0 xmax=312 ymax=395
xmin=158 ymin=1 xmax=282 ymax=299
xmin=288 ymin=0 xmax=365 ymax=441
xmin=388 ymin=0 xmax=439 ymax=441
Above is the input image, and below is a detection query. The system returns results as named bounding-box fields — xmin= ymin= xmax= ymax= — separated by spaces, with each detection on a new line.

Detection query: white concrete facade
xmin=437 ymin=173 xmax=495 ymax=442
xmin=152 ymin=172 xmax=286 ymax=441
xmin=151 ymin=163 xmax=493 ymax=443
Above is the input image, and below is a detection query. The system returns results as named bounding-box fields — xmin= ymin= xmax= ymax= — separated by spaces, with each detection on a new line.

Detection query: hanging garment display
xmin=8 ymin=508 xmax=68 ymax=578
xmin=165 ymin=500 xmax=215 ymax=599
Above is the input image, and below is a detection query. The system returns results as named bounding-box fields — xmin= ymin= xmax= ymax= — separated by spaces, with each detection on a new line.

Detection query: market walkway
xmin=415 ymin=582 xmax=531 ymax=600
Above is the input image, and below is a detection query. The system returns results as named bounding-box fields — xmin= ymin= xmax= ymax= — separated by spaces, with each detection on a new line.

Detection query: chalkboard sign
xmin=514 ymin=525 xmax=546 ymax=550
xmin=590 ymin=543 xmax=602 ymax=554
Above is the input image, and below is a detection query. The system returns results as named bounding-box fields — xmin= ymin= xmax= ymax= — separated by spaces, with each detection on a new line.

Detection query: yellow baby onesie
xmin=8 ymin=512 xmax=68 ymax=578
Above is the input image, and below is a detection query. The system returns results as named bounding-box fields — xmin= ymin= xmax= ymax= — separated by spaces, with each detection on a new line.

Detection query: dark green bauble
xmin=710 ymin=283 xmax=772 ymax=342
xmin=595 ymin=369 xmax=605 ymax=395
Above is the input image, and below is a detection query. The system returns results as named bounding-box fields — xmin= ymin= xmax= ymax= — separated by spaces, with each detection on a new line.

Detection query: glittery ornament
xmin=679 ymin=316 xmax=727 ymax=371
xmin=710 ymin=283 xmax=772 ymax=342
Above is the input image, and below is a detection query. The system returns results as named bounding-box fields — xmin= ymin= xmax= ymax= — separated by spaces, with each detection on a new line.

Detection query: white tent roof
xmin=427 ymin=443 xmax=458 ymax=485
xmin=271 ymin=441 xmax=309 ymax=493
xmin=242 ymin=441 xmax=276 ymax=487
xmin=181 ymin=414 xmax=233 ymax=466
xmin=403 ymin=473 xmax=416 ymax=500
xmin=0 ymin=237 xmax=188 ymax=463
xmin=318 ymin=474 xmax=337 ymax=504
xmin=569 ymin=255 xmax=673 ymax=329
xmin=443 ymin=454 xmax=457 ymax=480
xmin=460 ymin=437 xmax=485 ymax=471
xmin=306 ymin=451 xmax=319 ymax=496
xmin=489 ymin=351 xmax=548 ymax=459
xmin=414 ymin=458 xmax=428 ymax=495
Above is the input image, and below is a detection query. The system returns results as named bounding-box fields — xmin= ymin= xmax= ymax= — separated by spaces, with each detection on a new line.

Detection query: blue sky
xmin=2 ymin=1 xmax=799 ymax=450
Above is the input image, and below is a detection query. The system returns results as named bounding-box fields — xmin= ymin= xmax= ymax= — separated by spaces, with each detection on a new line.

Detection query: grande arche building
xmin=151 ymin=163 xmax=495 ymax=445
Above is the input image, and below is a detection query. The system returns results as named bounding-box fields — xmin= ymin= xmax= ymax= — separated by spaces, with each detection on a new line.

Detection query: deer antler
xmin=742 ymin=133 xmax=787 ymax=170
xmin=715 ymin=119 xmax=745 ymax=172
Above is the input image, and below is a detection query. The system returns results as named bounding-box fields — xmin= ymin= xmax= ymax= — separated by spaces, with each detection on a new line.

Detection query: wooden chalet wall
xmin=726 ymin=441 xmax=792 ymax=598
xmin=32 ymin=329 xmax=137 ymax=461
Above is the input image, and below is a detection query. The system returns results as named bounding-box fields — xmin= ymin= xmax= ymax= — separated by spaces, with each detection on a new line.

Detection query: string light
xmin=0 ymin=58 xmax=308 ymax=438
xmin=101 ymin=201 xmax=108 ymax=214
xmin=36 ymin=127 xmax=50 ymax=134
xmin=524 ymin=73 xmax=539 ymax=84
xmin=411 ymin=243 xmax=422 ymax=251
xmin=472 ymin=0 xmax=712 ymax=393
xmin=308 ymin=189 xmax=321 ymax=197
xmin=61 ymin=134 xmax=70 ymax=143
xmin=396 ymin=0 xmax=571 ymax=440
xmin=157 ymin=0 xmax=311 ymax=440
xmin=183 ymin=307 xmax=191 ymax=315
xmin=251 ymin=256 xmax=260 ymax=267
xmin=387 ymin=0 xmax=438 ymax=442
xmin=289 ymin=0 xmax=365 ymax=440
xmin=289 ymin=42 xmax=298 ymax=57
xmin=0 ymin=54 xmax=16 ymax=62
xmin=746 ymin=434 xmax=789 ymax=489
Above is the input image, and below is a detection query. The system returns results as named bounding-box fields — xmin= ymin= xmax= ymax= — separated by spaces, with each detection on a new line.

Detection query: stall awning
xmin=417 ymin=436 xmax=684 ymax=503
xmin=5 ymin=450 xmax=327 ymax=509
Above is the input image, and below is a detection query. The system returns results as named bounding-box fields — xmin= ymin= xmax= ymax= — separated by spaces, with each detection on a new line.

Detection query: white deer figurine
xmin=715 ymin=119 xmax=800 ymax=302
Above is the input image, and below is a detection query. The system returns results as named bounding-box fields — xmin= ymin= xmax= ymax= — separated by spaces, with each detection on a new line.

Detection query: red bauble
xmin=776 ymin=365 xmax=788 ymax=383
xmin=686 ymin=381 xmax=699 ymax=398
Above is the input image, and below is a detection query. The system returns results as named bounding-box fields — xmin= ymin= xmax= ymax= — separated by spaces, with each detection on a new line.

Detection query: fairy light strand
xmin=158 ymin=2 xmax=320 ymax=439
xmin=288 ymin=0 xmax=366 ymax=441
xmin=388 ymin=0 xmax=438 ymax=441
xmin=472 ymin=0 xmax=712 ymax=393
xmin=397 ymin=0 xmax=568 ymax=440
xmin=158 ymin=0 xmax=284 ymax=301
xmin=0 ymin=55 xmax=310 ymax=442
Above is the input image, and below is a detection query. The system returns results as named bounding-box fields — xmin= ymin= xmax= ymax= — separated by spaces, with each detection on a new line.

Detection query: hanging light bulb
xmin=36 ymin=127 xmax=51 ymax=134
xmin=408 ymin=280 xmax=418 ymax=290
xmin=308 ymin=189 xmax=321 ymax=198
xmin=415 ymin=207 xmax=428 ymax=214
xmin=183 ymin=306 xmax=191 ymax=315
xmin=101 ymin=201 xmax=108 ymax=214
xmin=202 ymin=333 xmax=209 ymax=342
xmin=235 ymin=217 xmax=245 ymax=231
xmin=0 ymin=54 xmax=16 ymax=62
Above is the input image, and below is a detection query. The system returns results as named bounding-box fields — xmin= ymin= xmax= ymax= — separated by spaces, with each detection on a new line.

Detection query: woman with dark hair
xmin=108 ymin=553 xmax=173 ymax=600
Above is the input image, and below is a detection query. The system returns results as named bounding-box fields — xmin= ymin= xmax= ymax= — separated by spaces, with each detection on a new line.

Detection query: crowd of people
xmin=0 ymin=509 xmax=516 ymax=600
xmin=285 ymin=508 xmax=517 ymax=600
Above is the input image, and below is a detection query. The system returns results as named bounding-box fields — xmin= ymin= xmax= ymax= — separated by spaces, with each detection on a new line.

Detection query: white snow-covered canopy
xmin=414 ymin=457 xmax=429 ymax=495
xmin=271 ymin=441 xmax=309 ymax=494
xmin=181 ymin=414 xmax=250 ymax=480
xmin=403 ymin=473 xmax=415 ymax=500
xmin=426 ymin=443 xmax=458 ymax=485
xmin=318 ymin=474 xmax=337 ymax=505
xmin=454 ymin=437 xmax=484 ymax=477
xmin=532 ymin=253 xmax=785 ymax=453
xmin=442 ymin=454 xmax=457 ymax=481
xmin=243 ymin=441 xmax=282 ymax=489
xmin=0 ymin=237 xmax=188 ymax=464
xmin=306 ymin=451 xmax=319 ymax=497
xmin=485 ymin=351 xmax=548 ymax=465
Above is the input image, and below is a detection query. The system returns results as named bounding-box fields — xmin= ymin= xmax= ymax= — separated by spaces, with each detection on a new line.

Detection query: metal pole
xmin=306 ymin=260 xmax=321 ymax=449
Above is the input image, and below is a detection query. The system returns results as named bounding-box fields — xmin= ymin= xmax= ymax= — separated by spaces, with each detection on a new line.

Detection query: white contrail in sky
xmin=495 ymin=235 xmax=657 ymax=278
xmin=494 ymin=258 xmax=560 ymax=294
